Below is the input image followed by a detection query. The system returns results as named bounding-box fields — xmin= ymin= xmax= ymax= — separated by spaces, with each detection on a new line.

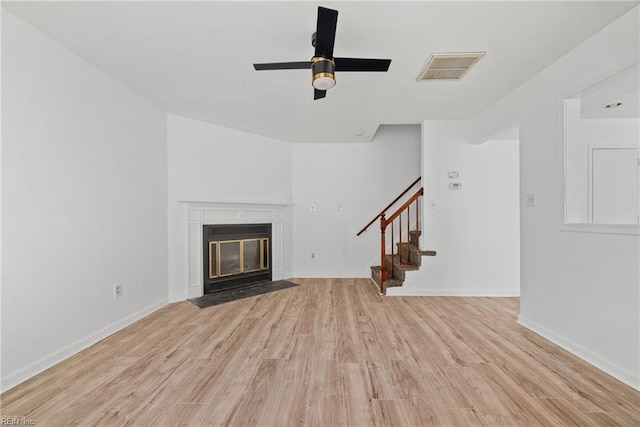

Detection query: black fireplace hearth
xmin=202 ymin=224 xmax=272 ymax=294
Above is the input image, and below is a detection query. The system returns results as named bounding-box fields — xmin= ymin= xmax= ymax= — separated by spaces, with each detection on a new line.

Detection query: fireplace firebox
xmin=202 ymin=224 xmax=272 ymax=294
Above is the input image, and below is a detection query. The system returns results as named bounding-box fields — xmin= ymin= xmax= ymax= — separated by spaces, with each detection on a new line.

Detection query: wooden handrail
xmin=382 ymin=188 xmax=424 ymax=227
xmin=357 ymin=177 xmax=421 ymax=236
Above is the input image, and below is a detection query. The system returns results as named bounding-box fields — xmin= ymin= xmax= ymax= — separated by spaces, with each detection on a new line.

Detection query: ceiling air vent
xmin=418 ymin=52 xmax=485 ymax=81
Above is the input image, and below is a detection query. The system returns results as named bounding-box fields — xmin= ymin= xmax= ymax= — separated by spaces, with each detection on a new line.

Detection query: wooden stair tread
xmin=396 ymin=242 xmax=436 ymax=254
xmin=386 ymin=256 xmax=419 ymax=271
xmin=371 ymin=266 xmax=403 ymax=288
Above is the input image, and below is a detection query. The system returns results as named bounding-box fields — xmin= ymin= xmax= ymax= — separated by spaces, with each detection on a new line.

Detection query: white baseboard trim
xmin=169 ymin=286 xmax=203 ymax=302
xmin=518 ymin=315 xmax=639 ymax=391
xmin=385 ymin=288 xmax=520 ymax=297
xmin=0 ymin=298 xmax=168 ymax=393
xmin=289 ymin=274 xmax=371 ymax=279
xmin=169 ymin=293 xmax=187 ymax=303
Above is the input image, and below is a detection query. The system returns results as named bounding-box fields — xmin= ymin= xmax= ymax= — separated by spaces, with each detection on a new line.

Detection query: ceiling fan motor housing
xmin=311 ymin=57 xmax=336 ymax=90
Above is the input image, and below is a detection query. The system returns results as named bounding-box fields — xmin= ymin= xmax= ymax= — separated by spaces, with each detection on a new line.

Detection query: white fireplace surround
xmin=180 ymin=201 xmax=287 ymax=299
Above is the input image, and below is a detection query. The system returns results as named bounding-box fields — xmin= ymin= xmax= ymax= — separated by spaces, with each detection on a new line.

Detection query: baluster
xmin=399 ymin=214 xmax=403 ymax=264
xmin=380 ymin=214 xmax=386 ymax=294
xmin=416 ymin=198 xmax=419 ymax=234
xmin=391 ymin=221 xmax=394 ymax=280
xmin=408 ymin=208 xmax=411 ymax=263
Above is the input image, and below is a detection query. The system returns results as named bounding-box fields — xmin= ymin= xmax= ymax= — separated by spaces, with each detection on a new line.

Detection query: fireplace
xmin=202 ymin=223 xmax=272 ymax=294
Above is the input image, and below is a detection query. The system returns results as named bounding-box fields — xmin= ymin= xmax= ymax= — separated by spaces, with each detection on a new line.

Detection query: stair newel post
xmin=380 ymin=214 xmax=387 ymax=295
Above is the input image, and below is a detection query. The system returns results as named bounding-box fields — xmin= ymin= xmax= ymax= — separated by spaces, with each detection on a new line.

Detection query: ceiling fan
xmin=253 ymin=6 xmax=391 ymax=100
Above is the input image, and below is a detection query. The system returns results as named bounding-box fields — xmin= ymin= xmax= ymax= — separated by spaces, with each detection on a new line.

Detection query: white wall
xmin=1 ymin=11 xmax=168 ymax=391
xmin=564 ymin=98 xmax=639 ymax=223
xmin=390 ymin=121 xmax=520 ymax=296
xmin=167 ymin=115 xmax=293 ymax=300
xmin=472 ymin=7 xmax=639 ymax=389
xmin=291 ymin=125 xmax=421 ymax=277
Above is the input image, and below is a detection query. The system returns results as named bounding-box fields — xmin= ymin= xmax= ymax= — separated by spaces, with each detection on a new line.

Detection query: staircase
xmin=370 ymin=230 xmax=437 ymax=291
xmin=357 ymin=177 xmax=437 ymax=295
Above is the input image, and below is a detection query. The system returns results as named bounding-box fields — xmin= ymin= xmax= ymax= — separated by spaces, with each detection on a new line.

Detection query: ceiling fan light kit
xmin=253 ymin=6 xmax=391 ymax=100
xmin=312 ymin=73 xmax=336 ymax=90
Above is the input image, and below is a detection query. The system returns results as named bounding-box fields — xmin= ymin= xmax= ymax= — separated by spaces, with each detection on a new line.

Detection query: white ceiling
xmin=3 ymin=1 xmax=637 ymax=143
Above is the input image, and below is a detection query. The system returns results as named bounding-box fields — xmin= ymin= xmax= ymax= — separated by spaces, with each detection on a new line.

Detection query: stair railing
xmin=379 ymin=187 xmax=424 ymax=295
xmin=356 ymin=177 xmax=421 ymax=237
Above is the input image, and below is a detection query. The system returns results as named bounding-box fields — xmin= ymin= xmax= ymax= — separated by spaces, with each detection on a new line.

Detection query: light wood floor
xmin=2 ymin=278 xmax=639 ymax=426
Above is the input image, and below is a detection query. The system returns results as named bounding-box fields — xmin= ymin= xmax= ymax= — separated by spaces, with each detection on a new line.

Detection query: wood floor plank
xmin=391 ymin=359 xmax=473 ymax=410
xmin=2 ymin=278 xmax=638 ymax=426
xmin=372 ymin=398 xmax=425 ymax=427
xmin=533 ymin=398 xmax=601 ymax=427
xmin=338 ymin=362 xmax=376 ymax=426
xmin=223 ymin=358 xmax=279 ymax=426
xmin=333 ymin=282 xmax=362 ymax=363
xmin=303 ymin=358 xmax=342 ymax=427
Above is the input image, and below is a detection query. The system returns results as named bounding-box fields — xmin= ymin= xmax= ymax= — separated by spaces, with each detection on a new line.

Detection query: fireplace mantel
xmin=179 ymin=199 xmax=291 ymax=206
xmin=178 ymin=200 xmax=289 ymax=300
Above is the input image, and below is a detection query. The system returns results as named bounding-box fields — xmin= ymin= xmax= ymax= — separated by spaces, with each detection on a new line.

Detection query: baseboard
xmin=369 ymin=277 xmax=382 ymax=293
xmin=169 ymin=286 xmax=205 ymax=302
xmin=169 ymin=293 xmax=187 ymax=303
xmin=385 ymin=288 xmax=520 ymax=297
xmin=288 ymin=273 xmax=370 ymax=279
xmin=518 ymin=315 xmax=639 ymax=391
xmin=0 ymin=298 xmax=168 ymax=393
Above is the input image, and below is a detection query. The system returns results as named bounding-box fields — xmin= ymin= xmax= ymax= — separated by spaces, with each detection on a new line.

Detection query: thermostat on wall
xmin=448 ymin=171 xmax=459 ymax=179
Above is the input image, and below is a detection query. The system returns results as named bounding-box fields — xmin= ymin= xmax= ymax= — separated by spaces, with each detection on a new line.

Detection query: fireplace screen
xmin=203 ymin=223 xmax=272 ymax=294
xmin=209 ymin=238 xmax=269 ymax=279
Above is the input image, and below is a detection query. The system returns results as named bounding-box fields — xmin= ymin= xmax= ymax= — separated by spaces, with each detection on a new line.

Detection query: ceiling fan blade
xmin=253 ymin=61 xmax=311 ymax=71
xmin=314 ymin=89 xmax=327 ymax=100
xmin=314 ymin=7 xmax=338 ymax=59
xmin=334 ymin=57 xmax=391 ymax=72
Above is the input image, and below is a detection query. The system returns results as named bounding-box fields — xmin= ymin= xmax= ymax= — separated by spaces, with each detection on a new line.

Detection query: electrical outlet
xmin=114 ymin=284 xmax=123 ymax=298
xmin=311 ymin=253 xmax=316 ymax=259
